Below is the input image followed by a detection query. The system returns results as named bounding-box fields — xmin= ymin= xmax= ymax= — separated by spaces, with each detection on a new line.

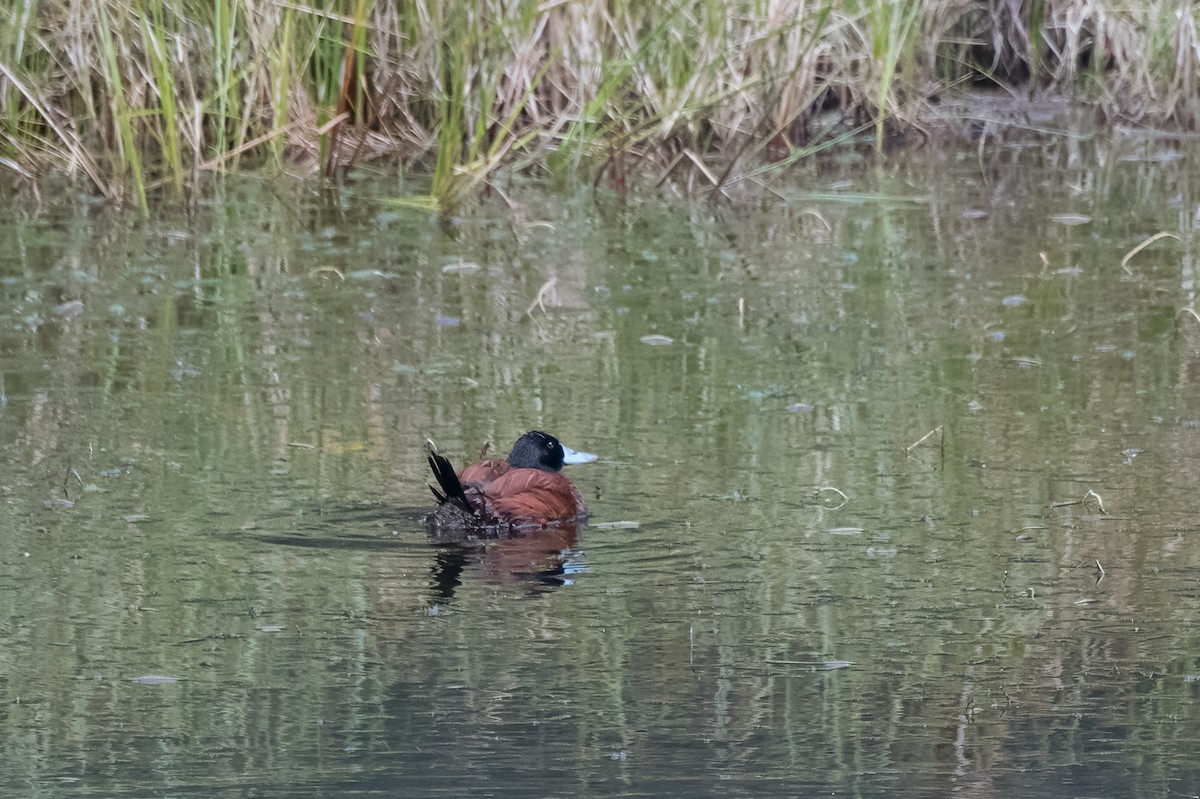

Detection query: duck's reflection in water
xmin=429 ymin=525 xmax=583 ymax=598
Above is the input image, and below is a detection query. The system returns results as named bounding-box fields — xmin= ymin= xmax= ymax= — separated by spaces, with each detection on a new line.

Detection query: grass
xmin=0 ymin=0 xmax=1196 ymax=213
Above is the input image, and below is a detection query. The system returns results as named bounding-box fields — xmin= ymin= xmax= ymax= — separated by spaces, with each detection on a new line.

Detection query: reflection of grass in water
xmin=2 ymin=1 xmax=1195 ymax=211
xmin=1 ymin=157 xmax=1199 ymax=792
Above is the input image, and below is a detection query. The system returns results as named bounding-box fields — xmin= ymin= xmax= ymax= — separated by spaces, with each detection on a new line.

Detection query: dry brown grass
xmin=0 ymin=0 xmax=1195 ymax=209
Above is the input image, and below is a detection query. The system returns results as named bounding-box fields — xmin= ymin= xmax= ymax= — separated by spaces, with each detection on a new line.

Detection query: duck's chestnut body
xmin=427 ymin=431 xmax=595 ymax=533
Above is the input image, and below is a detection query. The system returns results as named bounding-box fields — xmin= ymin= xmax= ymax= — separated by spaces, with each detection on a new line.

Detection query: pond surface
xmin=3 ymin=136 xmax=1200 ymax=797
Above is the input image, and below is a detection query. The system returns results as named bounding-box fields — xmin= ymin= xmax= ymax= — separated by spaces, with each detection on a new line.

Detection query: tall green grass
xmin=0 ymin=0 xmax=1195 ymax=213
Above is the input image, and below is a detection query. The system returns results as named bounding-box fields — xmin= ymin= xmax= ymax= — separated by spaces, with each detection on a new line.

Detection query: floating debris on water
xmin=53 ymin=300 xmax=84 ymax=318
xmin=1050 ymin=213 xmax=1091 ymax=225
xmin=130 ymin=675 xmax=179 ymax=685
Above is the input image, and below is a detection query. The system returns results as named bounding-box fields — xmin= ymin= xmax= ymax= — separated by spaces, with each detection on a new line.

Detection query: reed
xmin=0 ymin=0 xmax=1195 ymax=211
xmin=94 ymin=0 xmax=148 ymax=213
xmin=138 ymin=1 xmax=185 ymax=195
xmin=864 ymin=0 xmax=923 ymax=150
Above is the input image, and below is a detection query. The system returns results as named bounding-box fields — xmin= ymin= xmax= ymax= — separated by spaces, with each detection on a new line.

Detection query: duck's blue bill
xmin=561 ymin=446 xmax=598 ymax=464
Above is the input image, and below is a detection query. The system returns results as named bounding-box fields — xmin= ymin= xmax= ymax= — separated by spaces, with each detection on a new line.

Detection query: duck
xmin=426 ymin=430 xmax=597 ymax=533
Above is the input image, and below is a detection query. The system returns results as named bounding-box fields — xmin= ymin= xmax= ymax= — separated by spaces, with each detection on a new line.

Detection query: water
xmin=3 ymin=138 xmax=1200 ymax=797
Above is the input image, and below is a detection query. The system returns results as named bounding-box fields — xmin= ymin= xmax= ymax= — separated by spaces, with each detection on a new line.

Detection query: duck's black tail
xmin=426 ymin=440 xmax=471 ymax=510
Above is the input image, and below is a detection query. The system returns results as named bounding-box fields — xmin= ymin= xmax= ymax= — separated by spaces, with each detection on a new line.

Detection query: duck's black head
xmin=507 ymin=430 xmax=597 ymax=472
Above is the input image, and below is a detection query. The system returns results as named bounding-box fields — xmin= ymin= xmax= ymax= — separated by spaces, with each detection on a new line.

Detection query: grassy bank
xmin=1 ymin=0 xmax=1196 ymax=212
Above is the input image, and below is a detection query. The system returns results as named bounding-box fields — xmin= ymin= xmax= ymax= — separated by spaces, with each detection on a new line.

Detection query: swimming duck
xmin=426 ymin=430 xmax=596 ymax=532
